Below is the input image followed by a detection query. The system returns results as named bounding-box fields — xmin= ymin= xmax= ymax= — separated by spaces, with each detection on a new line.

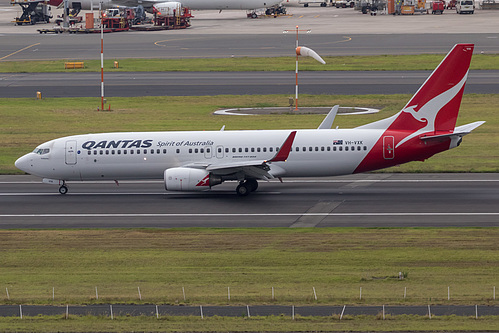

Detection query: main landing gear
xmin=58 ymin=181 xmax=68 ymax=195
xmin=236 ymin=179 xmax=258 ymax=196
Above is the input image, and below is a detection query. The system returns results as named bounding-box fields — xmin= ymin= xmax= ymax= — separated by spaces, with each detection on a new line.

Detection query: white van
xmin=456 ymin=0 xmax=475 ymax=13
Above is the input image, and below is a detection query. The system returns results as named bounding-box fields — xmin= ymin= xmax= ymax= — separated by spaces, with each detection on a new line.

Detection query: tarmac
xmin=1 ymin=0 xmax=499 ymax=36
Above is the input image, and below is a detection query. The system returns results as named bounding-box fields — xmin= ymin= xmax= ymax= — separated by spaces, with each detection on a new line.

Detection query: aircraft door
xmin=216 ymin=145 xmax=224 ymax=159
xmin=65 ymin=140 xmax=77 ymax=165
xmin=204 ymin=146 xmax=212 ymax=159
xmin=383 ymin=136 xmax=395 ymax=160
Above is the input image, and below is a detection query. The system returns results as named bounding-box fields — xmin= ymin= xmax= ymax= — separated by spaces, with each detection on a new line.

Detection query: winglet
xmin=268 ymin=131 xmax=297 ymax=162
xmin=318 ymin=105 xmax=339 ymax=129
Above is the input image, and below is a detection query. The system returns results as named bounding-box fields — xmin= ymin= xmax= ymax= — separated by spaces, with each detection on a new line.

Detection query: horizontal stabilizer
xmin=420 ymin=121 xmax=485 ymax=141
xmin=318 ymin=105 xmax=339 ymax=130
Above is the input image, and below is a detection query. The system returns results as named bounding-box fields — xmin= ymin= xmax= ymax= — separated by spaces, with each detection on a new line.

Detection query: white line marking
xmin=0 ymin=213 xmax=498 ymax=218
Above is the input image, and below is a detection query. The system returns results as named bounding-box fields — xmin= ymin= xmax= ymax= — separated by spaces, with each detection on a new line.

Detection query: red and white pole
xmin=295 ymin=25 xmax=299 ymax=111
xmin=100 ymin=1 xmax=104 ymax=111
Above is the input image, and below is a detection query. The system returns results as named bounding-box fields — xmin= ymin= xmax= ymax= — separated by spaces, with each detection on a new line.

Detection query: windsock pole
xmin=295 ymin=25 xmax=299 ymax=111
xmin=100 ymin=1 xmax=104 ymax=111
xmin=295 ymin=26 xmax=298 ymax=111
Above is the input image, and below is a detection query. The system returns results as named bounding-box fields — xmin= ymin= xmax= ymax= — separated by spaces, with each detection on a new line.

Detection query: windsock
xmin=296 ymin=46 xmax=326 ymax=64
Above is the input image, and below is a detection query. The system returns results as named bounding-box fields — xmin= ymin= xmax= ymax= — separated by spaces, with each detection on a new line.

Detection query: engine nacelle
xmin=153 ymin=2 xmax=182 ymax=17
xmin=164 ymin=167 xmax=222 ymax=191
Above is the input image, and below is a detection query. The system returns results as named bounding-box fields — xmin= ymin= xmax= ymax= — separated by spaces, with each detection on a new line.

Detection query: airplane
xmin=65 ymin=0 xmax=283 ymax=16
xmin=15 ymin=44 xmax=485 ymax=196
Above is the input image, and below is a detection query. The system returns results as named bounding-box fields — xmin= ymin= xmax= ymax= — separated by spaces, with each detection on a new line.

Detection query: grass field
xmin=1 ymin=229 xmax=498 ymax=306
xmin=1 ymin=94 xmax=497 ymax=174
xmin=1 ymin=54 xmax=499 ymax=73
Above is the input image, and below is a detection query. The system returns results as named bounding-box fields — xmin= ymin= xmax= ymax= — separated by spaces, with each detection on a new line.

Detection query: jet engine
xmin=153 ymin=2 xmax=182 ymax=17
xmin=164 ymin=167 xmax=222 ymax=191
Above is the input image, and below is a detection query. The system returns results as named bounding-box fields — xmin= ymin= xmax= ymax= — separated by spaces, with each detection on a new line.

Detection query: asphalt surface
xmin=1 ymin=70 xmax=498 ymax=97
xmin=1 ymin=173 xmax=498 ymax=228
xmin=0 ymin=304 xmax=497 ymax=317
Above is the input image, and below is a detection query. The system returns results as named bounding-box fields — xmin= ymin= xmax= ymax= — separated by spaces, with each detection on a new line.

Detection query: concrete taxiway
xmin=1 ymin=173 xmax=498 ymax=228
xmin=1 ymin=70 xmax=499 ymax=98
xmin=1 ymin=304 xmax=497 ymax=318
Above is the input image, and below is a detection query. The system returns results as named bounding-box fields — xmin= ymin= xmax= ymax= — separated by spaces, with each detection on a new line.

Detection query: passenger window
xmin=157 ymin=149 xmax=160 ymax=154
xmin=137 ymin=150 xmax=140 ymax=154
xmin=333 ymin=147 xmax=336 ymax=151
xmin=263 ymin=148 xmax=267 ymax=152
xmin=163 ymin=149 xmax=167 ymax=154
xmin=321 ymin=147 xmax=325 ymax=151
xmin=124 ymin=150 xmax=127 ymax=155
xmin=176 ymin=149 xmax=180 ymax=154
xmin=296 ymin=147 xmax=299 ymax=152
xmin=239 ymin=148 xmax=242 ymax=153
xmin=106 ymin=150 xmax=109 ymax=155
xmin=225 ymin=148 xmax=229 ymax=153
xmin=207 ymin=148 xmax=211 ymax=153
xmin=94 ymin=150 xmax=97 ymax=155
xmin=309 ymin=147 xmax=312 ymax=152
xmin=130 ymin=150 xmax=134 ymax=155
xmin=345 ymin=147 xmax=349 ymax=151
xmin=339 ymin=147 xmax=343 ymax=151
xmin=245 ymin=148 xmax=249 ymax=153
xmin=357 ymin=146 xmax=361 ymax=151
xmin=257 ymin=148 xmax=261 ymax=152
xmin=269 ymin=147 xmax=273 ymax=152
xmin=189 ymin=149 xmax=193 ymax=153
xmin=195 ymin=148 xmax=199 ymax=153
xmin=144 ymin=149 xmax=147 ymax=154
xmin=302 ymin=147 xmax=306 ymax=152
xmin=327 ymin=146 xmax=331 ymax=151
xmin=351 ymin=146 xmax=354 ymax=151
xmin=364 ymin=146 xmax=367 ymax=151
xmin=150 ymin=149 xmax=154 ymax=154
xmin=218 ymin=148 xmax=222 ymax=153
xmin=315 ymin=147 xmax=318 ymax=152
xmin=100 ymin=150 xmax=103 ymax=155
xmin=232 ymin=148 xmax=236 ymax=153
xmin=251 ymin=148 xmax=255 ymax=153
xmin=87 ymin=151 xmax=91 ymax=155
xmin=200 ymin=148 xmax=204 ymax=153
xmin=117 ymin=150 xmax=121 ymax=155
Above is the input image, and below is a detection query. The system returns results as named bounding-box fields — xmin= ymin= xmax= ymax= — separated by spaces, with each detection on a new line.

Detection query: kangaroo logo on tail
xmin=397 ymin=73 xmax=468 ymax=148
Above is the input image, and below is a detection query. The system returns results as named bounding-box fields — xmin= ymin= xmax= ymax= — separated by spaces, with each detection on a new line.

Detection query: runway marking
xmin=0 ymin=43 xmax=41 ymax=61
xmin=1 ymin=213 xmax=498 ymax=218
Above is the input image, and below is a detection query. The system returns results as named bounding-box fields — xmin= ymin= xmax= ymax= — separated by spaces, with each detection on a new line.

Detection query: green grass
xmin=1 ymin=54 xmax=499 ymax=72
xmin=1 ymin=228 xmax=498 ymax=306
xmin=2 ymin=94 xmax=497 ymax=174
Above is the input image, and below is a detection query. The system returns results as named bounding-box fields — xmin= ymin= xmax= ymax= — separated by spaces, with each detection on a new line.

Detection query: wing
xmin=183 ymin=131 xmax=296 ymax=181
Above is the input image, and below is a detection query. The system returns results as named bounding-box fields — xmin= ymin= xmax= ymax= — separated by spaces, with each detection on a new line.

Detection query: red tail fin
xmin=392 ymin=44 xmax=473 ymax=137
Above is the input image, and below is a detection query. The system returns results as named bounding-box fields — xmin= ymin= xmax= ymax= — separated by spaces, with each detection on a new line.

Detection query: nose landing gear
xmin=58 ymin=181 xmax=68 ymax=195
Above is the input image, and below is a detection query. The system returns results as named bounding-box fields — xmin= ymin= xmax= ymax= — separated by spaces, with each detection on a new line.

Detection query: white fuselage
xmin=16 ymin=129 xmax=383 ymax=181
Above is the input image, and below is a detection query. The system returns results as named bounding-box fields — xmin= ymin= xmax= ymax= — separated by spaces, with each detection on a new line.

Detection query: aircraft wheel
xmin=236 ymin=183 xmax=250 ymax=196
xmin=246 ymin=179 xmax=258 ymax=192
xmin=59 ymin=185 xmax=68 ymax=195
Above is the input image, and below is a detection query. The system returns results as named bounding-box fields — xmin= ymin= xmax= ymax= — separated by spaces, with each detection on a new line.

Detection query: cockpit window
xmin=33 ymin=148 xmax=50 ymax=155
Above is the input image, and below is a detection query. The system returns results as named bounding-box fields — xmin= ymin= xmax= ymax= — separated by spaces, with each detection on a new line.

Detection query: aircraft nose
xmin=15 ymin=154 xmax=32 ymax=173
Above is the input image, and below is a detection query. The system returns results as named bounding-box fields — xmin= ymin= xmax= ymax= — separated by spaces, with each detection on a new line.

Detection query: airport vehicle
xmin=15 ymin=44 xmax=484 ymax=196
xmin=66 ymin=0 xmax=282 ymax=14
xmin=456 ymin=0 xmax=474 ymax=13
xmin=11 ymin=0 xmax=61 ymax=25
xmin=431 ymin=0 xmax=444 ymax=13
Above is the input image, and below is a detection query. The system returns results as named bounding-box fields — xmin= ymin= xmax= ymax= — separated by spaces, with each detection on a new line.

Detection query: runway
xmin=1 ymin=70 xmax=499 ymax=98
xmin=1 ymin=173 xmax=498 ymax=228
